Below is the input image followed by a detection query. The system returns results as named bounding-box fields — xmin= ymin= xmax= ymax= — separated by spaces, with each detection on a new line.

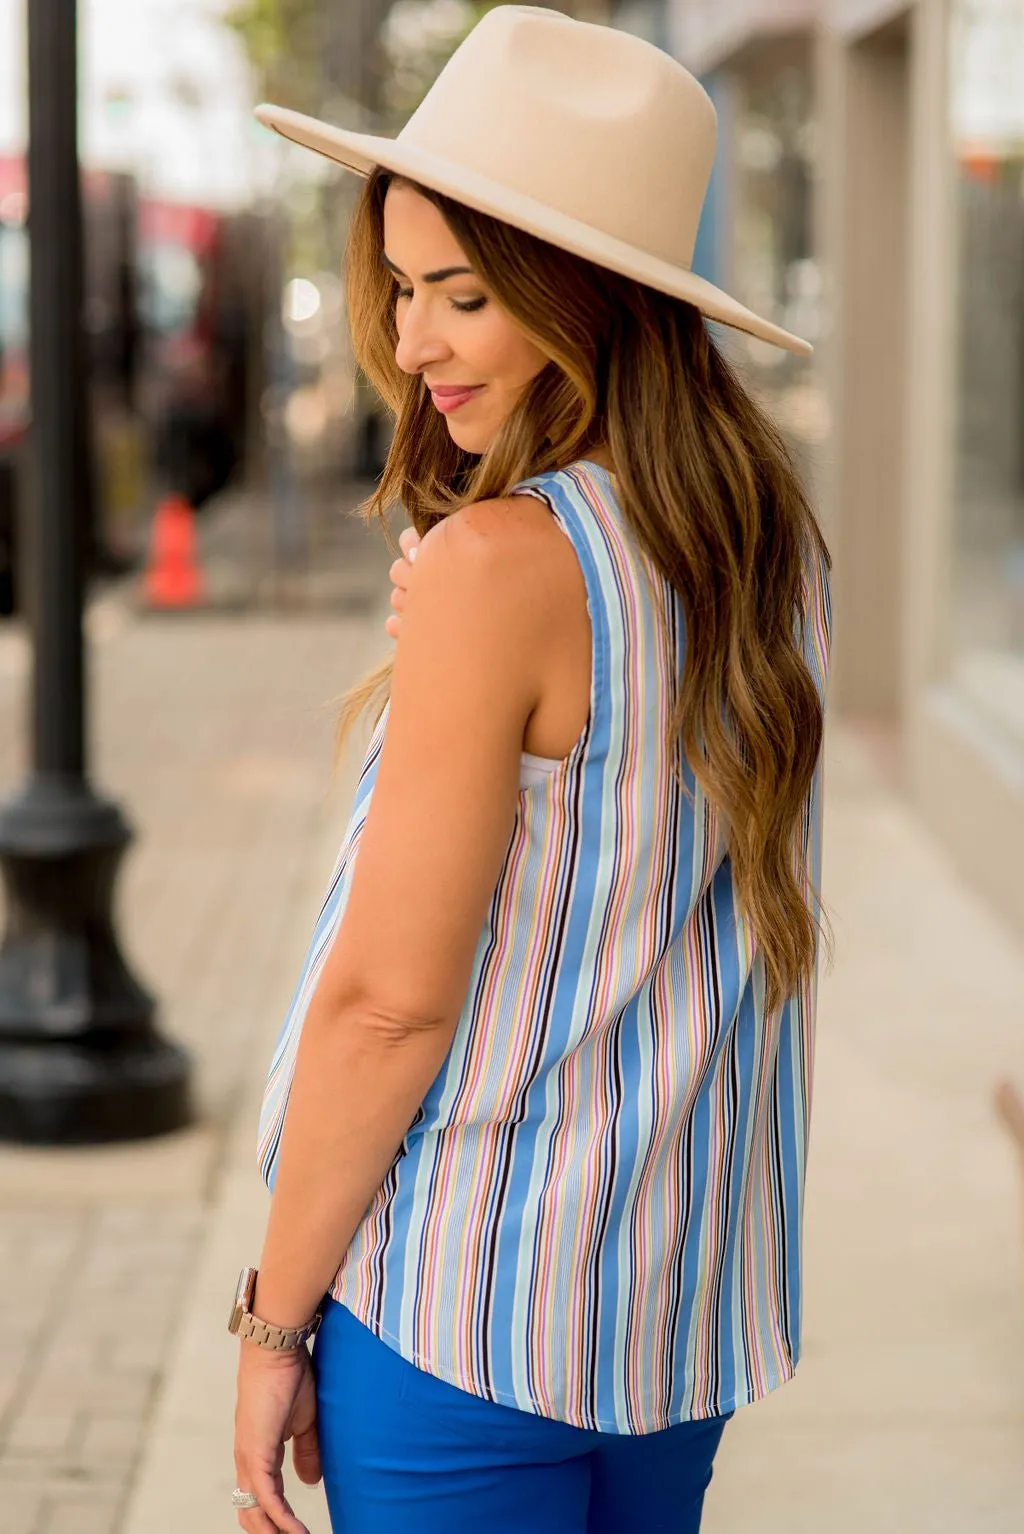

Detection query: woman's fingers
xmin=237 ymin=1506 xmax=280 ymax=1534
xmin=235 ymin=1467 xmax=310 ymax=1534
xmin=390 ymin=533 xmax=420 ymax=587
xmin=291 ymin=1420 xmax=322 ymax=1485
xmin=387 ymin=529 xmax=420 ymax=640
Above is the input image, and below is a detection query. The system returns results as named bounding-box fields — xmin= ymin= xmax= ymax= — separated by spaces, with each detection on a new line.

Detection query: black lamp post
xmin=0 ymin=0 xmax=193 ymax=1142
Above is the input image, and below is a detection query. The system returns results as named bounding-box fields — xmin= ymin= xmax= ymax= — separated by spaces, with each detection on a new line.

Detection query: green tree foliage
xmin=225 ymin=0 xmax=326 ymax=115
xmin=379 ymin=0 xmax=501 ymax=127
xmin=228 ymin=0 xmax=510 ymax=127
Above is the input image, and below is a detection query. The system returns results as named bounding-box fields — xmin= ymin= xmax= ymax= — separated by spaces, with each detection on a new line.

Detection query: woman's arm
xmin=250 ymin=494 xmax=564 ymax=1331
xmin=232 ymin=494 xmax=579 ymax=1533
xmin=252 ymin=996 xmax=460 ymax=1329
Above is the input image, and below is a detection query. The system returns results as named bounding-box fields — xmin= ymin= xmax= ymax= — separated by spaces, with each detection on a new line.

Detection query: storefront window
xmin=949 ymin=0 xmax=1024 ymax=746
xmin=728 ymin=42 xmax=827 ymax=495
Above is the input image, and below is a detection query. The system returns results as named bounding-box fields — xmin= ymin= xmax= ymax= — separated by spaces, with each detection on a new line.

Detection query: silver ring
xmin=231 ymin=1489 xmax=260 ymax=1510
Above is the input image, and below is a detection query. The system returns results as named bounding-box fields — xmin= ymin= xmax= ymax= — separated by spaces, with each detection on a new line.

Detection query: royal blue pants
xmin=312 ymin=1298 xmax=730 ymax=1534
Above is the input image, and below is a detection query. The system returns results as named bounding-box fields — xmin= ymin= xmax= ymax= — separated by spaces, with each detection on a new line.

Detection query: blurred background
xmin=1 ymin=0 xmax=1020 ymax=872
xmin=0 ymin=2 xmax=1021 ymax=1532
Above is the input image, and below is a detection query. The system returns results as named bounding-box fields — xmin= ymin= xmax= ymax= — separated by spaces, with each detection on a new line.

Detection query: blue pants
xmin=312 ymin=1298 xmax=730 ymax=1534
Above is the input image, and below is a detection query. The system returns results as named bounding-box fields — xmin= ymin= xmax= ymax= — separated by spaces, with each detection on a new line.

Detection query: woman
xmin=230 ymin=10 xmax=832 ymax=1534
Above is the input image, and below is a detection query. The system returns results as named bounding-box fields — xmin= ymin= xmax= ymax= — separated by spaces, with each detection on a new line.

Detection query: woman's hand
xmin=233 ymin=1343 xmax=321 ymax=1534
xmin=385 ymin=526 xmax=421 ymax=640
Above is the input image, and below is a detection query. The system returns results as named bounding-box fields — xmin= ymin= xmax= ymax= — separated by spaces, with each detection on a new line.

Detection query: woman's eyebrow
xmin=381 ymin=253 xmax=475 ymax=283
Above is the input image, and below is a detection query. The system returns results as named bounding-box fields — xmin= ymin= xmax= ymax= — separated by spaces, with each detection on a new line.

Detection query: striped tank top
xmin=258 ymin=459 xmax=832 ymax=1432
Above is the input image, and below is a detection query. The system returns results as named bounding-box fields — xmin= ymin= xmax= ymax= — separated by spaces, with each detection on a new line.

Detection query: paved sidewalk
xmin=0 ymin=485 xmax=395 ymax=1534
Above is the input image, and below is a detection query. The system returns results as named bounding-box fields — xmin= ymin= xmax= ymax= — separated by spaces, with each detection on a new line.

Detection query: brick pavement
xmin=0 ymin=485 xmax=394 ymax=1534
xmin=0 ymin=1207 xmax=203 ymax=1534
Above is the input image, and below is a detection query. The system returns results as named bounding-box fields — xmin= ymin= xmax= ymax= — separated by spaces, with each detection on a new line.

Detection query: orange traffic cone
xmin=144 ymin=494 xmax=205 ymax=608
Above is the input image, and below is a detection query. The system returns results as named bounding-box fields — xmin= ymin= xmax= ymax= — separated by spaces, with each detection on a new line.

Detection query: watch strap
xmin=235 ymin=1307 xmax=321 ymax=1351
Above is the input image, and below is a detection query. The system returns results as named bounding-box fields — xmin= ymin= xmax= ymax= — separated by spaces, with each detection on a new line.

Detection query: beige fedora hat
xmin=255 ymin=5 xmax=811 ymax=356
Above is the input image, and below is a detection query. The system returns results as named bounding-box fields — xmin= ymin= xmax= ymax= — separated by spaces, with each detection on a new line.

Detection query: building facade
xmin=641 ymin=0 xmax=1024 ymax=938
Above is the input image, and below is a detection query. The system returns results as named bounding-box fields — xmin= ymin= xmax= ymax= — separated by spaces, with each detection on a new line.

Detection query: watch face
xmin=228 ymin=1266 xmax=257 ymax=1334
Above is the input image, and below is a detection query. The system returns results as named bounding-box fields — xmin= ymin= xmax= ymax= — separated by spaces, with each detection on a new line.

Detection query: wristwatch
xmin=227 ymin=1266 xmax=322 ymax=1351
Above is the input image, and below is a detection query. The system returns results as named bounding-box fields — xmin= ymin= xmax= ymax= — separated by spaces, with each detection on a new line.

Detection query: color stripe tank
xmin=258 ymin=459 xmax=832 ymax=1433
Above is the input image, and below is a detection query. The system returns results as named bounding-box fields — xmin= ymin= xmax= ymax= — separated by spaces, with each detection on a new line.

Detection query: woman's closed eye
xmin=395 ymin=286 xmax=488 ymax=314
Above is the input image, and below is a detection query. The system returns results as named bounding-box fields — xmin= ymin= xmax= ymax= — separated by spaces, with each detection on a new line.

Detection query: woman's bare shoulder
xmin=420 ymin=494 xmax=583 ymax=626
xmin=423 ymin=493 xmax=558 ymax=551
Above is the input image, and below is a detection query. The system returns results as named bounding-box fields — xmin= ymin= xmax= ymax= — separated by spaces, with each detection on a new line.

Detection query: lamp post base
xmin=0 ymin=1036 xmax=193 ymax=1145
xmin=0 ymin=775 xmax=194 ymax=1145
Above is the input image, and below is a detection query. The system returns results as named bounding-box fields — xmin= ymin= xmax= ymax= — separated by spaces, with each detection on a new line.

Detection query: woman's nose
xmin=394 ymin=305 xmax=451 ymax=377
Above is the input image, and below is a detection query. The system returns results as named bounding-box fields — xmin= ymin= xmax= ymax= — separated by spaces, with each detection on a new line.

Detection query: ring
xmin=231 ymin=1489 xmax=260 ymax=1510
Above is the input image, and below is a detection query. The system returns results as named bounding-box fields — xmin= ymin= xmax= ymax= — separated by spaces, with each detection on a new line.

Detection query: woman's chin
xmin=445 ymin=420 xmax=496 ymax=455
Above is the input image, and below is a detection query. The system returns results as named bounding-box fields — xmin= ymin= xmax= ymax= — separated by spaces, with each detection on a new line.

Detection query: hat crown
xmin=398 ymin=6 xmax=717 ymax=270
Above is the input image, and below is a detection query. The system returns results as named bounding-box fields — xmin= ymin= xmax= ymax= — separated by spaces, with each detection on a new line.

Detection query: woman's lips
xmin=429 ymin=384 xmax=484 ymax=414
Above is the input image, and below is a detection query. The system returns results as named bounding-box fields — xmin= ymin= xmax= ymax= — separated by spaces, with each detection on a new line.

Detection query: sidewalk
xmin=0 ymin=484 xmax=395 ymax=1534
xmin=0 ymin=498 xmax=1022 ymax=1530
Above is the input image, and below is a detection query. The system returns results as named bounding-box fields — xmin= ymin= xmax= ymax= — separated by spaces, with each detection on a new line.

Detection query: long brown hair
xmin=338 ymin=168 xmax=832 ymax=1015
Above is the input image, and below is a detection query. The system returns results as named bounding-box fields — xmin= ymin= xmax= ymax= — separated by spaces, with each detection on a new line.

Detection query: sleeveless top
xmin=258 ymin=459 xmax=832 ymax=1433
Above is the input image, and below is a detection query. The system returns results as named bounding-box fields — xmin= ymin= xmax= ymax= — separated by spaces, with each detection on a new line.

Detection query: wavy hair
xmin=336 ymin=167 xmax=832 ymax=1015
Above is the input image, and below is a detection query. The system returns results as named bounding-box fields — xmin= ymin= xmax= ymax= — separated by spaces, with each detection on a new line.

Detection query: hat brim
xmin=256 ymin=103 xmax=813 ymax=358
